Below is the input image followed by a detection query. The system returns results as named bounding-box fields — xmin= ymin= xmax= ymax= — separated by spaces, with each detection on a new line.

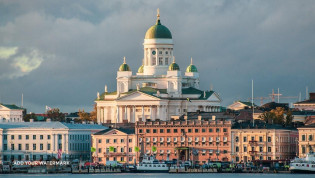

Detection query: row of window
xmin=69 ymin=134 xmax=90 ymax=141
xmin=235 ymin=136 xmax=272 ymax=142
xmin=3 ymin=134 xmax=53 ymax=140
xmin=140 ymin=136 xmax=228 ymax=142
xmin=235 ymin=146 xmax=272 ymax=152
xmin=3 ymin=155 xmax=49 ymax=161
xmin=97 ymin=138 xmax=132 ymax=144
xmin=301 ymin=135 xmax=313 ymax=141
xmin=3 ymin=143 xmax=62 ymax=151
xmin=69 ymin=143 xmax=89 ymax=151
xmin=98 ymin=147 xmax=133 ymax=153
xmin=139 ymin=128 xmax=228 ymax=134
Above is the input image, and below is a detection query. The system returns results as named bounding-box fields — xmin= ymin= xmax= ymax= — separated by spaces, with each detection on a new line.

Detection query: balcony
xmin=249 ymin=140 xmax=258 ymax=146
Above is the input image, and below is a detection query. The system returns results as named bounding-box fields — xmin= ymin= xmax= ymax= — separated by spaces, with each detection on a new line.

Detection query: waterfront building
xmin=0 ymin=121 xmax=106 ymax=163
xmin=294 ymin=93 xmax=315 ymax=111
xmin=297 ymin=123 xmax=315 ymax=158
xmin=95 ymin=10 xmax=221 ymax=124
xmin=0 ymin=103 xmax=24 ymax=122
xmin=92 ymin=128 xmax=136 ymax=165
xmin=231 ymin=121 xmax=298 ymax=163
xmin=135 ymin=118 xmax=232 ymax=164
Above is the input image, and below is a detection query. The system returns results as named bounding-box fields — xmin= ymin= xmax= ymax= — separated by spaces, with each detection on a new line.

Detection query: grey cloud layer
xmin=0 ymin=0 xmax=314 ymax=113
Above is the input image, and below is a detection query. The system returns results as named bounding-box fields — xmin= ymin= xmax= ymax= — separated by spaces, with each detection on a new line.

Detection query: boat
xmin=290 ymin=151 xmax=315 ymax=173
xmin=136 ymin=154 xmax=169 ymax=173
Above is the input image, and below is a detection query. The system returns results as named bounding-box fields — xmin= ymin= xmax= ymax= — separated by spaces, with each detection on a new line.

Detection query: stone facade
xmin=135 ymin=119 xmax=232 ymax=164
xmin=298 ymin=124 xmax=315 ymax=158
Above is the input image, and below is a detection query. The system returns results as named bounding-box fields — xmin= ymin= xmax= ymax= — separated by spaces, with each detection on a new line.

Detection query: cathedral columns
xmin=124 ymin=106 xmax=127 ymax=121
xmin=150 ymin=106 xmax=153 ymax=119
xmin=127 ymin=106 xmax=131 ymax=122
xmin=156 ymin=105 xmax=160 ymax=119
xmin=97 ymin=107 xmax=101 ymax=123
xmin=116 ymin=106 xmax=119 ymax=123
xmin=133 ymin=106 xmax=136 ymax=122
xmin=142 ymin=106 xmax=144 ymax=121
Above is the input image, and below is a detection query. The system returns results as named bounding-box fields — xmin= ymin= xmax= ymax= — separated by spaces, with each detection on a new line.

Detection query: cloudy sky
xmin=0 ymin=0 xmax=314 ymax=113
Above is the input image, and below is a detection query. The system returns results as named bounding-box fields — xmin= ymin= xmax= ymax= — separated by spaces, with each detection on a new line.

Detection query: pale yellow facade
xmin=231 ymin=128 xmax=298 ymax=162
xmin=92 ymin=128 xmax=136 ymax=165
xmin=298 ymin=125 xmax=315 ymax=158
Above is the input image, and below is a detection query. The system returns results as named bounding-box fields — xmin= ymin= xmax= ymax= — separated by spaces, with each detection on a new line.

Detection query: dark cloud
xmin=0 ymin=0 xmax=314 ymax=113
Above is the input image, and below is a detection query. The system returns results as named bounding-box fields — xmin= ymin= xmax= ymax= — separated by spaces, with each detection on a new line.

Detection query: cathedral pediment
xmin=117 ymin=91 xmax=160 ymax=101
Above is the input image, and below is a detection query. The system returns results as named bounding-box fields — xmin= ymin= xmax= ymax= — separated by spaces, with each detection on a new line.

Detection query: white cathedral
xmin=95 ymin=10 xmax=222 ymax=124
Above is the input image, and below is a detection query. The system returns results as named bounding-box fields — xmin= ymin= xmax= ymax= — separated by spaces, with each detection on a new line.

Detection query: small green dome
xmin=138 ymin=65 xmax=144 ymax=73
xmin=186 ymin=64 xmax=198 ymax=72
xmin=145 ymin=19 xmax=172 ymax=39
xmin=119 ymin=57 xmax=130 ymax=71
xmin=169 ymin=62 xmax=180 ymax=71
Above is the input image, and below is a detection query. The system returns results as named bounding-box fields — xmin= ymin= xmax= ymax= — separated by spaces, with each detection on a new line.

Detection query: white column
xmin=97 ymin=107 xmax=101 ymax=123
xmin=157 ymin=105 xmax=160 ymax=119
xmin=142 ymin=106 xmax=144 ymax=121
xmin=127 ymin=106 xmax=131 ymax=122
xmin=150 ymin=106 xmax=153 ymax=119
xmin=103 ymin=107 xmax=107 ymax=123
xmin=53 ymin=134 xmax=56 ymax=152
xmin=133 ymin=106 xmax=136 ymax=122
xmin=116 ymin=106 xmax=120 ymax=123
xmin=63 ymin=134 xmax=66 ymax=152
xmin=124 ymin=106 xmax=127 ymax=121
xmin=65 ymin=134 xmax=69 ymax=154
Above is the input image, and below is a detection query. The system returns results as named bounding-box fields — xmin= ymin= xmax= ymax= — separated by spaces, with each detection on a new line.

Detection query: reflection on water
xmin=0 ymin=173 xmax=314 ymax=178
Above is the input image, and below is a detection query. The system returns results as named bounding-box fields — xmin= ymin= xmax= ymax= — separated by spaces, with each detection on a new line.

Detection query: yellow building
xmin=298 ymin=123 xmax=315 ymax=158
xmin=231 ymin=122 xmax=298 ymax=162
xmin=92 ymin=128 xmax=136 ymax=165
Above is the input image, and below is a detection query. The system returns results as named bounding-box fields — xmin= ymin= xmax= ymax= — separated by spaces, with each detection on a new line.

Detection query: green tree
xmin=109 ymin=146 xmax=115 ymax=152
xmin=285 ymin=110 xmax=294 ymax=126
xmin=151 ymin=146 xmax=157 ymax=153
xmin=23 ymin=113 xmax=37 ymax=122
xmin=259 ymin=111 xmax=276 ymax=124
xmin=47 ymin=108 xmax=65 ymax=122
xmin=134 ymin=146 xmax=140 ymax=152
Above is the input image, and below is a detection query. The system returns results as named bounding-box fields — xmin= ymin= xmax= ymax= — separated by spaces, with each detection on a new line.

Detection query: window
xmin=129 ymin=139 xmax=132 ymax=143
xmin=40 ymin=135 xmax=43 ymax=140
xmin=33 ymin=135 xmax=36 ymax=140
xmin=202 ymin=129 xmax=206 ymax=133
xmin=99 ymin=148 xmax=101 ymax=153
xmin=159 ymin=57 xmax=163 ymax=65
xmin=167 ymin=129 xmax=171 ymax=133
xmin=58 ymin=135 xmax=62 ymax=140
xmin=268 ymin=147 xmax=271 ymax=152
xmin=302 ymin=135 xmax=306 ymax=141
xmin=165 ymin=51 xmax=168 ymax=55
xmin=188 ymin=129 xmax=192 ymax=133
xmin=4 ymin=135 xmax=7 ymax=140
xmin=302 ymin=146 xmax=306 ymax=154
xmin=4 ymin=144 xmax=7 ymax=150
xmin=26 ymin=144 xmax=29 ymax=150
xmin=11 ymin=144 xmax=14 ymax=150
xmin=236 ymin=157 xmax=239 ymax=162
xmin=160 ymin=129 xmax=164 ymax=133
xmin=18 ymin=135 xmax=22 ymax=140
xmin=114 ymin=139 xmax=117 ymax=143
xmin=209 ymin=128 xmax=213 ymax=132
xmin=165 ymin=57 xmax=168 ymax=65
xmin=33 ymin=155 xmax=36 ymax=161
xmin=216 ymin=128 xmax=220 ymax=132
xmin=106 ymin=139 xmax=110 ymax=143
xmin=235 ymin=136 xmax=239 ymax=142
xmin=18 ymin=144 xmax=22 ymax=150
xmin=59 ymin=144 xmax=62 ymax=150
xmin=146 ymin=129 xmax=150 ymax=133
xmin=243 ymin=137 xmax=247 ymax=142
xmin=139 ymin=129 xmax=143 ymax=133
xmin=98 ymin=139 xmax=102 ymax=143
xmin=223 ymin=128 xmax=227 ymax=132
xmin=244 ymin=146 xmax=247 ymax=152
xmin=259 ymin=136 xmax=263 ymax=142
xmin=152 ymin=57 xmax=156 ymax=65
xmin=259 ymin=147 xmax=263 ymax=152
xmin=195 ymin=129 xmax=199 ymax=133
xmin=33 ymin=144 xmax=36 ymax=150
xmin=121 ymin=148 xmax=124 ymax=152
xmin=268 ymin=137 xmax=271 ymax=142
xmin=40 ymin=144 xmax=43 ymax=150
xmin=47 ymin=144 xmax=51 ymax=150
xmin=159 ymin=51 xmax=162 ymax=54
xmin=129 ymin=148 xmax=132 ymax=152
xmin=174 ymin=129 xmax=178 ymax=133
xmin=309 ymin=135 xmax=313 ymax=141
xmin=47 ymin=135 xmax=51 ymax=140
xmin=153 ymin=129 xmax=157 ymax=133
xmin=236 ymin=146 xmax=239 ymax=152
xmin=121 ymin=139 xmax=124 ymax=143
xmin=181 ymin=129 xmax=185 ymax=133
xmin=11 ymin=135 xmax=14 ymax=140
xmin=251 ymin=136 xmax=255 ymax=141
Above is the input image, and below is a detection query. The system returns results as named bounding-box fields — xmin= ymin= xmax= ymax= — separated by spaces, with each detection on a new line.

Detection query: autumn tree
xmin=23 ymin=113 xmax=37 ymax=122
xmin=47 ymin=108 xmax=65 ymax=122
xmin=78 ymin=109 xmax=90 ymax=122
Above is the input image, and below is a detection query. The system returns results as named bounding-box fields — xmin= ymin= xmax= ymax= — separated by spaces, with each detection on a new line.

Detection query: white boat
xmin=290 ymin=151 xmax=315 ymax=173
xmin=136 ymin=154 xmax=169 ymax=173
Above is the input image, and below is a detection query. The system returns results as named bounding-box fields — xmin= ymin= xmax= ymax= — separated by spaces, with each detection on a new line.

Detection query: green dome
xmin=186 ymin=64 xmax=198 ymax=72
xmin=145 ymin=19 xmax=172 ymax=39
xmin=119 ymin=63 xmax=130 ymax=71
xmin=169 ymin=62 xmax=180 ymax=71
xmin=138 ymin=65 xmax=144 ymax=73
xmin=119 ymin=57 xmax=131 ymax=71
